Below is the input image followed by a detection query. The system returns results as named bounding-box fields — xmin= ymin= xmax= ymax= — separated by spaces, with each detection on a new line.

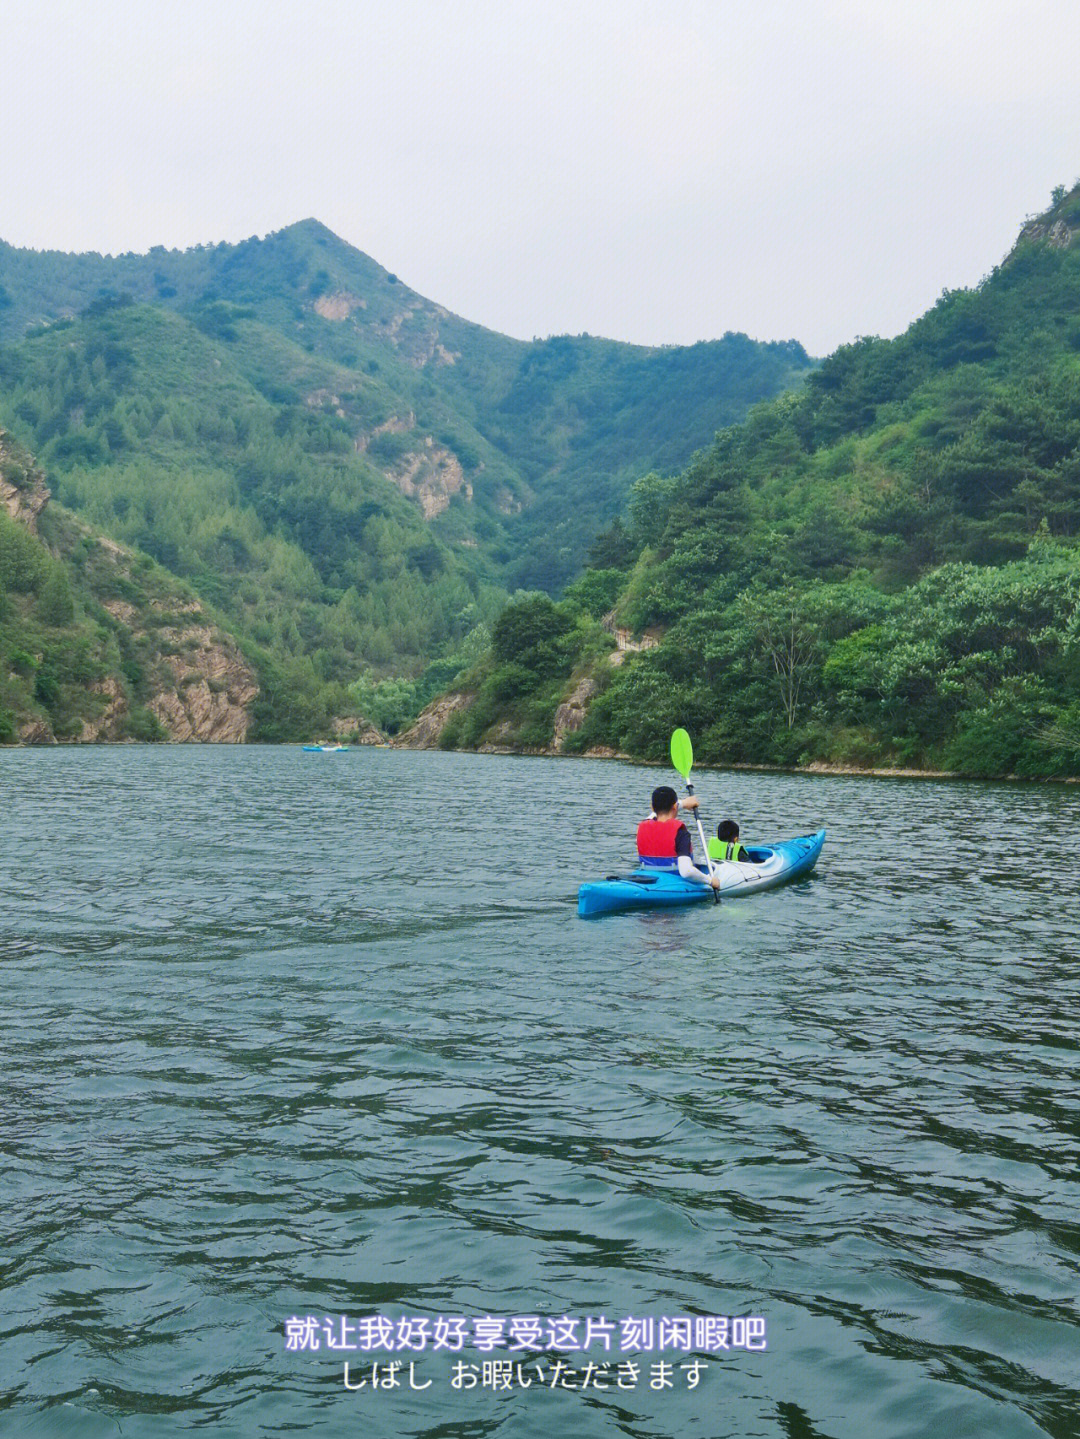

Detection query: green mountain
xmin=0 ymin=222 xmax=810 ymax=738
xmin=431 ymin=184 xmax=1080 ymax=779
xmin=0 ymin=220 xmax=811 ymax=590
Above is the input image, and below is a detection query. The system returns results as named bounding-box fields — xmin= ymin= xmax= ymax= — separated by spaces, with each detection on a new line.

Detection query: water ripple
xmin=2 ymin=747 xmax=1078 ymax=1437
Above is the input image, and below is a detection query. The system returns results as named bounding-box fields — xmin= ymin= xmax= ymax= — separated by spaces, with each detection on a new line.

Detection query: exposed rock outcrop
xmin=602 ymin=610 xmax=662 ymax=654
xmin=356 ymin=413 xmax=415 ymax=451
xmin=84 ymin=535 xmax=260 ymax=742
xmin=552 ymin=674 xmax=599 ymax=751
xmin=147 ymin=624 xmax=259 ymax=742
xmin=369 ymin=299 xmax=453 ymax=368
xmin=390 ymin=443 xmax=471 ymax=519
xmin=601 ymin=610 xmax=662 ymax=667
xmin=1 ymin=429 xmax=259 ymax=744
xmin=88 ymin=536 xmax=258 ymax=742
xmin=392 ymin=691 xmax=473 ymax=749
xmin=78 ymin=677 xmax=128 ymax=742
xmin=1010 ymin=184 xmax=1080 ymax=259
xmin=313 ymin=291 xmax=365 ymax=320
xmin=0 ymin=431 xmax=50 ymax=533
xmin=1014 ymin=217 xmax=1076 ymax=252
xmin=330 ymin=715 xmax=384 ymax=743
xmin=304 ymin=388 xmax=347 ymax=418
xmin=358 ymin=415 xmax=472 ymax=519
xmin=479 ymin=719 xmax=517 ymax=748
xmin=18 ymin=717 xmax=56 ymax=745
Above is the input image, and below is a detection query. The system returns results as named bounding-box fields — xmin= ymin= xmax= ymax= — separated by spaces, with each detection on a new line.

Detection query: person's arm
xmin=677 ymin=853 xmax=710 ymax=883
xmin=675 ymin=826 xmax=714 ymax=885
xmin=649 ymin=797 xmax=699 ymax=820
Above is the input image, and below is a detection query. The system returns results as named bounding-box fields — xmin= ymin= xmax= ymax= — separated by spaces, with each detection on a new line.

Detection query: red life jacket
xmin=636 ymin=816 xmax=685 ymax=869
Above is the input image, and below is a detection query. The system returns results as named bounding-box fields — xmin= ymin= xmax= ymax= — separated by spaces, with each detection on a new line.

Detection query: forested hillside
xmin=437 ymin=185 xmax=1080 ymax=779
xmin=0 ymin=221 xmax=810 ymax=590
xmin=0 ymin=223 xmax=809 ymax=738
xmin=0 ymin=428 xmax=275 ymax=745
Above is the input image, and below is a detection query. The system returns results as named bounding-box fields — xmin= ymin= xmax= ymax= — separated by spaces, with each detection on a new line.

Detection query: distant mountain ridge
xmin=0 ymin=220 xmax=812 ymax=590
xmin=0 ymin=222 xmax=811 ymax=738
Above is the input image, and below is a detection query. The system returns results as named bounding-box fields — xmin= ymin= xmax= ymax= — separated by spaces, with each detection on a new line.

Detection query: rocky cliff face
xmin=1010 ymin=185 xmax=1080 ymax=256
xmin=100 ymin=586 xmax=259 ymax=744
xmin=76 ymin=676 xmax=127 ymax=743
xmin=392 ymin=691 xmax=473 ymax=748
xmin=1013 ymin=217 xmax=1077 ymax=252
xmin=148 ymin=626 xmax=259 ymax=742
xmin=1 ymin=431 xmax=260 ymax=743
xmin=390 ymin=442 xmax=471 ymax=520
xmin=552 ymin=674 xmax=599 ymax=751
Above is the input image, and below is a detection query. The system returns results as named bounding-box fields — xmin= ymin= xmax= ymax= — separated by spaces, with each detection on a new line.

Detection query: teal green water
xmin=2 ymin=748 xmax=1078 ymax=1438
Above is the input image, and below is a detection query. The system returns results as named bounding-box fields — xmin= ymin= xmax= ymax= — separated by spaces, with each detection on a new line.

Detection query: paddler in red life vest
xmin=637 ymin=785 xmax=722 ymax=890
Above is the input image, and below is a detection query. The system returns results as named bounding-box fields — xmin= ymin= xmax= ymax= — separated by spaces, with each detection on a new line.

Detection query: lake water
xmin=2 ymin=747 xmax=1078 ymax=1438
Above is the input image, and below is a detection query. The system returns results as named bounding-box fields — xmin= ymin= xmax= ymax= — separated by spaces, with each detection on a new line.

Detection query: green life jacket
xmin=708 ymin=837 xmax=748 ymax=863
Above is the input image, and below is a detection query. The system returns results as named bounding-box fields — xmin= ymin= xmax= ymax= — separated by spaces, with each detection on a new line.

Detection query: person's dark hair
xmin=651 ymin=785 xmax=679 ymax=815
xmin=717 ymin=818 xmax=740 ymax=841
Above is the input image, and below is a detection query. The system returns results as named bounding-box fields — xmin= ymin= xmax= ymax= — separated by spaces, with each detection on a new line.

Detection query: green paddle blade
xmin=670 ymin=727 xmax=693 ymax=780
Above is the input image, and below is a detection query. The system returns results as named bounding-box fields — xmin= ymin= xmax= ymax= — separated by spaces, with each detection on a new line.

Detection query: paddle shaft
xmin=685 ymin=781 xmax=720 ymax=903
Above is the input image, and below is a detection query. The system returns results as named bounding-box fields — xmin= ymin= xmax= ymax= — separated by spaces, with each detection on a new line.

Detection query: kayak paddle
xmin=669 ymin=728 xmax=719 ymax=903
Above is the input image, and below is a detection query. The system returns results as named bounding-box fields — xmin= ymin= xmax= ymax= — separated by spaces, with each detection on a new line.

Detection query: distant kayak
xmin=577 ymin=829 xmax=825 ymax=918
xmin=301 ymin=744 xmax=349 ymax=752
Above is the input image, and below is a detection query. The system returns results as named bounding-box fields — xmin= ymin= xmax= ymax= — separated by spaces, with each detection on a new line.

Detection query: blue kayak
xmin=577 ymin=829 xmax=825 ymax=918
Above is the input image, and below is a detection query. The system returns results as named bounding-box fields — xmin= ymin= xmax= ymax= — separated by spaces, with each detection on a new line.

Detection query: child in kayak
xmin=637 ymin=786 xmax=722 ymax=890
xmin=709 ymin=818 xmax=750 ymax=863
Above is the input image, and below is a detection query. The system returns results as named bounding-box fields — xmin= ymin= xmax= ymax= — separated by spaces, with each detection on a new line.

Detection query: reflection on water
xmin=1 ymin=746 xmax=1078 ymax=1438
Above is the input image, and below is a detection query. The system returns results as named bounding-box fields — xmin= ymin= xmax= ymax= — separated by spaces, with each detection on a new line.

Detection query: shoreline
xmin=2 ymin=738 xmax=1076 ymax=784
xmin=402 ymin=741 xmax=1080 ymax=785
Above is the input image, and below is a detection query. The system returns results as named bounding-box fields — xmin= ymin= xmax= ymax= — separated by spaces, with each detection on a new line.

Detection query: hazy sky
xmin=4 ymin=0 xmax=1080 ymax=353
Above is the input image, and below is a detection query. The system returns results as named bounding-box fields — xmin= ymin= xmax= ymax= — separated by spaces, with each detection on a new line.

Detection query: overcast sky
xmin=4 ymin=0 xmax=1080 ymax=353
